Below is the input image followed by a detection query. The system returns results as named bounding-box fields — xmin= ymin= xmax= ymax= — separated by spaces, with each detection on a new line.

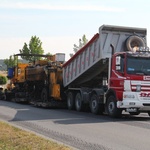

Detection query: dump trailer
xmin=63 ymin=24 xmax=150 ymax=117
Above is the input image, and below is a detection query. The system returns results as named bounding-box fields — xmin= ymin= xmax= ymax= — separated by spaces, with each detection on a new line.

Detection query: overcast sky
xmin=0 ymin=0 xmax=150 ymax=60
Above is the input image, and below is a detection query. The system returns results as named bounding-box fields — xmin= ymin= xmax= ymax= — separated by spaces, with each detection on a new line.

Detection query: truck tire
xmin=90 ymin=93 xmax=104 ymax=115
xmin=106 ymin=96 xmax=122 ymax=118
xmin=67 ymin=92 xmax=75 ymax=110
xmin=75 ymin=92 xmax=83 ymax=111
xmin=126 ymin=36 xmax=145 ymax=51
xmin=41 ymin=88 xmax=48 ymax=102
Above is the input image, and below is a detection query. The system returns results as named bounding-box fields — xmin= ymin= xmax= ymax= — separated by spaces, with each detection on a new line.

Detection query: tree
xmin=0 ymin=75 xmax=7 ymax=85
xmin=70 ymin=34 xmax=88 ymax=57
xmin=19 ymin=36 xmax=44 ymax=61
xmin=4 ymin=55 xmax=17 ymax=69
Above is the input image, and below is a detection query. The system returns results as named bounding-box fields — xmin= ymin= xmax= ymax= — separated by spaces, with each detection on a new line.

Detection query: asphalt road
xmin=0 ymin=100 xmax=150 ymax=150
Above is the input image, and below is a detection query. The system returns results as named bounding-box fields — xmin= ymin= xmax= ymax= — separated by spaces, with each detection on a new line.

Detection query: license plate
xmin=126 ymin=108 xmax=137 ymax=112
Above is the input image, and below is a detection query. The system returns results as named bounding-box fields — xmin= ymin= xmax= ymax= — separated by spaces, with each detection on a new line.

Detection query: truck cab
xmin=107 ymin=48 xmax=150 ymax=117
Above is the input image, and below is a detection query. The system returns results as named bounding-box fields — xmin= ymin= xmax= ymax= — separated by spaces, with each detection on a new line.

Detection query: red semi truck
xmin=7 ymin=24 xmax=150 ymax=118
xmin=63 ymin=25 xmax=150 ymax=117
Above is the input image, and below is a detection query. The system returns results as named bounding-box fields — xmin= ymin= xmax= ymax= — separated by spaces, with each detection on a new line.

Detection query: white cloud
xmin=0 ymin=2 xmax=124 ymax=12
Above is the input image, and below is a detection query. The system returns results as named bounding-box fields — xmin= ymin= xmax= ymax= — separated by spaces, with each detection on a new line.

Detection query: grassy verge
xmin=0 ymin=121 xmax=71 ymax=150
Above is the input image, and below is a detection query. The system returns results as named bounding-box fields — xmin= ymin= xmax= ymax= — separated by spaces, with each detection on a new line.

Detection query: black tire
xmin=75 ymin=92 xmax=83 ymax=111
xmin=1 ymin=95 xmax=6 ymax=100
xmin=126 ymin=36 xmax=145 ymax=51
xmin=90 ymin=93 xmax=103 ymax=115
xmin=106 ymin=96 xmax=122 ymax=118
xmin=41 ymin=88 xmax=48 ymax=102
xmin=67 ymin=92 xmax=74 ymax=110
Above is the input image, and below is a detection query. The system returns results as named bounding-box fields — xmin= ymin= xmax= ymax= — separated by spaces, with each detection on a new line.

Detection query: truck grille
xmin=131 ymin=81 xmax=150 ymax=91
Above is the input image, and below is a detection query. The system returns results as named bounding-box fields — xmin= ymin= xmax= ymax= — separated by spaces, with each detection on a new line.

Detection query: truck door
xmin=110 ymin=54 xmax=125 ymax=100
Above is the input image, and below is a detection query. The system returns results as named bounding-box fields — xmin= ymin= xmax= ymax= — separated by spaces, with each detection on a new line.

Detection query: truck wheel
xmin=41 ymin=88 xmax=48 ymax=102
xmin=90 ymin=93 xmax=102 ymax=115
xmin=67 ymin=92 xmax=74 ymax=110
xmin=106 ymin=96 xmax=122 ymax=118
xmin=75 ymin=92 xmax=83 ymax=111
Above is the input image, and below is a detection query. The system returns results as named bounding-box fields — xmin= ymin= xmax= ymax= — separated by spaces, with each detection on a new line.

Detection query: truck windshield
xmin=127 ymin=57 xmax=150 ymax=75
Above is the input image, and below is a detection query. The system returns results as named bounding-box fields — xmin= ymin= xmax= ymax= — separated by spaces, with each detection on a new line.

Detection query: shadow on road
xmin=0 ymin=100 xmax=150 ymax=126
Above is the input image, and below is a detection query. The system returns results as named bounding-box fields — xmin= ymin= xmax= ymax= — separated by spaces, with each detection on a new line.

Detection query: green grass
xmin=0 ymin=121 xmax=71 ymax=150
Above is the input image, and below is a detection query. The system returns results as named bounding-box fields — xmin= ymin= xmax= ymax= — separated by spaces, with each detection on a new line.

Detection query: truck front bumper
xmin=117 ymin=91 xmax=150 ymax=112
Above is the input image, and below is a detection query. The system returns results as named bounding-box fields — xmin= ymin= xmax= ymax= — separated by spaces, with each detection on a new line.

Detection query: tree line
xmin=4 ymin=35 xmax=88 ymax=68
xmin=0 ymin=34 xmax=88 ymax=85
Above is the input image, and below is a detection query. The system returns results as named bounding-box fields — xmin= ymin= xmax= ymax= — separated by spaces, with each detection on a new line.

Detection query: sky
xmin=0 ymin=0 xmax=150 ymax=61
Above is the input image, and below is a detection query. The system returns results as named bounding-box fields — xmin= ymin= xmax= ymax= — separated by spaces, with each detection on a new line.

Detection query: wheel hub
xmin=108 ymin=102 xmax=115 ymax=113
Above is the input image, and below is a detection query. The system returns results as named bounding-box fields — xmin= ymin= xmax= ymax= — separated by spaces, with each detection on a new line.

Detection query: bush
xmin=0 ymin=75 xmax=7 ymax=85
